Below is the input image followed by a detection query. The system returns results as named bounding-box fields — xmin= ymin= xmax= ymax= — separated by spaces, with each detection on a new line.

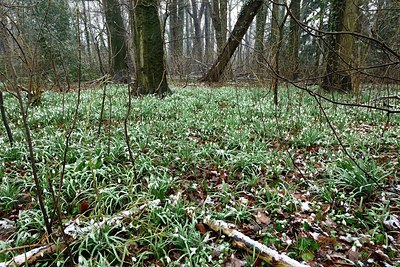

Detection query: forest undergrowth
xmin=0 ymin=85 xmax=399 ymax=266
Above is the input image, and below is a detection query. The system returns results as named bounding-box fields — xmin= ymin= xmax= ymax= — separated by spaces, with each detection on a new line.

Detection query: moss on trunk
xmin=132 ymin=0 xmax=170 ymax=96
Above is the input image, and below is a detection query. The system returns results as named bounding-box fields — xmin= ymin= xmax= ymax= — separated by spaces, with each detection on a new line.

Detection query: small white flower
xmin=190 ymin=247 xmax=197 ymax=255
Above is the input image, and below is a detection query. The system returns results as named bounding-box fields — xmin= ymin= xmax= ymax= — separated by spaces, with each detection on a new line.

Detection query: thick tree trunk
xmin=132 ymin=0 xmax=170 ymax=96
xmin=200 ymin=0 xmax=264 ymax=82
xmin=322 ymin=0 xmax=357 ymax=92
xmin=254 ymin=1 xmax=268 ymax=74
xmin=102 ymin=0 xmax=130 ymax=82
xmin=287 ymin=0 xmax=301 ymax=80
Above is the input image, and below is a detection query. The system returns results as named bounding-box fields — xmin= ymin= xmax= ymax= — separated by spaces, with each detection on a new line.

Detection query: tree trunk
xmin=102 ymin=0 xmax=130 ymax=82
xmin=81 ymin=0 xmax=92 ymax=63
xmin=270 ymin=0 xmax=284 ymax=105
xmin=0 ymin=90 xmax=14 ymax=147
xmin=189 ymin=0 xmax=206 ymax=62
xmin=169 ymin=0 xmax=178 ymax=57
xmin=0 ymin=13 xmax=14 ymax=147
xmin=132 ymin=0 xmax=170 ymax=96
xmin=254 ymin=1 xmax=268 ymax=74
xmin=210 ymin=0 xmax=228 ymax=53
xmin=204 ymin=1 xmax=212 ymax=63
xmin=287 ymin=0 xmax=301 ymax=80
xmin=322 ymin=0 xmax=357 ymax=92
xmin=313 ymin=0 xmax=326 ymax=76
xmin=200 ymin=0 xmax=264 ymax=82
xmin=169 ymin=0 xmax=184 ymax=59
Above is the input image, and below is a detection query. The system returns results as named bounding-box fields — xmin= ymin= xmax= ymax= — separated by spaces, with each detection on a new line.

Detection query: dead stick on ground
xmin=203 ymin=217 xmax=310 ymax=267
xmin=0 ymin=244 xmax=66 ymax=267
xmin=0 ymin=200 xmax=161 ymax=267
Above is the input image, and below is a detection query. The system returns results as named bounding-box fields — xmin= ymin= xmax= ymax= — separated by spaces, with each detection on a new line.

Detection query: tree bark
xmin=102 ymin=0 xmax=130 ymax=82
xmin=254 ymin=1 xmax=268 ymax=74
xmin=313 ymin=0 xmax=326 ymax=76
xmin=322 ymin=0 xmax=357 ymax=91
xmin=0 ymin=90 xmax=14 ymax=147
xmin=270 ymin=0 xmax=284 ymax=105
xmin=81 ymin=0 xmax=92 ymax=63
xmin=287 ymin=0 xmax=301 ymax=80
xmin=132 ymin=0 xmax=170 ymax=96
xmin=200 ymin=0 xmax=264 ymax=82
xmin=204 ymin=1 xmax=212 ymax=63
xmin=210 ymin=0 xmax=228 ymax=53
xmin=169 ymin=0 xmax=184 ymax=59
xmin=0 ymin=13 xmax=14 ymax=147
xmin=189 ymin=0 xmax=206 ymax=61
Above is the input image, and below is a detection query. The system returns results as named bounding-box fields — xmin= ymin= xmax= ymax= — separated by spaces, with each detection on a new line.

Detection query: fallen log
xmin=0 ymin=200 xmax=160 ymax=267
xmin=203 ymin=217 xmax=310 ymax=267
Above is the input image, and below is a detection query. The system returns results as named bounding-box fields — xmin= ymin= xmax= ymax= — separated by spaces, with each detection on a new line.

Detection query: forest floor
xmin=0 ymin=85 xmax=399 ymax=266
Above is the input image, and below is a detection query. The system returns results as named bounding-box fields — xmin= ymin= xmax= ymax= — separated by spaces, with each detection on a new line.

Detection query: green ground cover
xmin=0 ymin=85 xmax=399 ymax=266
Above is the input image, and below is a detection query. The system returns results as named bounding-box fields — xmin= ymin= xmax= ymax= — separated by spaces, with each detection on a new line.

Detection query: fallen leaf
xmin=195 ymin=223 xmax=207 ymax=234
xmin=225 ymin=254 xmax=246 ymax=267
xmin=374 ymin=249 xmax=392 ymax=263
xmin=255 ymin=209 xmax=271 ymax=225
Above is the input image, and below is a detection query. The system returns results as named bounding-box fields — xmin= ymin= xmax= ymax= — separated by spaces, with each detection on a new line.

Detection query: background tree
xmin=322 ymin=0 xmax=357 ymax=91
xmin=188 ymin=0 xmax=206 ymax=69
xmin=10 ymin=0 xmax=76 ymax=104
xmin=0 ymin=12 xmax=13 ymax=147
xmin=254 ymin=1 xmax=268 ymax=75
xmin=287 ymin=0 xmax=301 ymax=80
xmin=269 ymin=0 xmax=285 ymax=104
xmin=200 ymin=0 xmax=264 ymax=82
xmin=102 ymin=0 xmax=130 ymax=82
xmin=168 ymin=0 xmax=185 ymax=74
xmin=209 ymin=0 xmax=228 ymax=53
xmin=132 ymin=0 xmax=170 ymax=96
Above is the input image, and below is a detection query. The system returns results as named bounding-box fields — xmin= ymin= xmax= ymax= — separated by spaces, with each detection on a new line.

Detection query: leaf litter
xmin=0 ymin=86 xmax=399 ymax=266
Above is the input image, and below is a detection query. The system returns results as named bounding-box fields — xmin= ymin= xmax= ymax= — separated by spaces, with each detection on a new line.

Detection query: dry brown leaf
xmin=195 ymin=223 xmax=207 ymax=234
xmin=255 ymin=209 xmax=271 ymax=225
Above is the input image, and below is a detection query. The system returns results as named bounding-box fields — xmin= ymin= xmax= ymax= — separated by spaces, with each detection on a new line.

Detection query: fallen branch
xmin=84 ymin=74 xmax=112 ymax=86
xmin=0 ymin=200 xmax=160 ymax=267
xmin=64 ymin=200 xmax=160 ymax=238
xmin=370 ymin=95 xmax=400 ymax=102
xmin=0 ymin=243 xmax=66 ymax=267
xmin=204 ymin=217 xmax=310 ymax=267
xmin=0 ymin=243 xmax=45 ymax=255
